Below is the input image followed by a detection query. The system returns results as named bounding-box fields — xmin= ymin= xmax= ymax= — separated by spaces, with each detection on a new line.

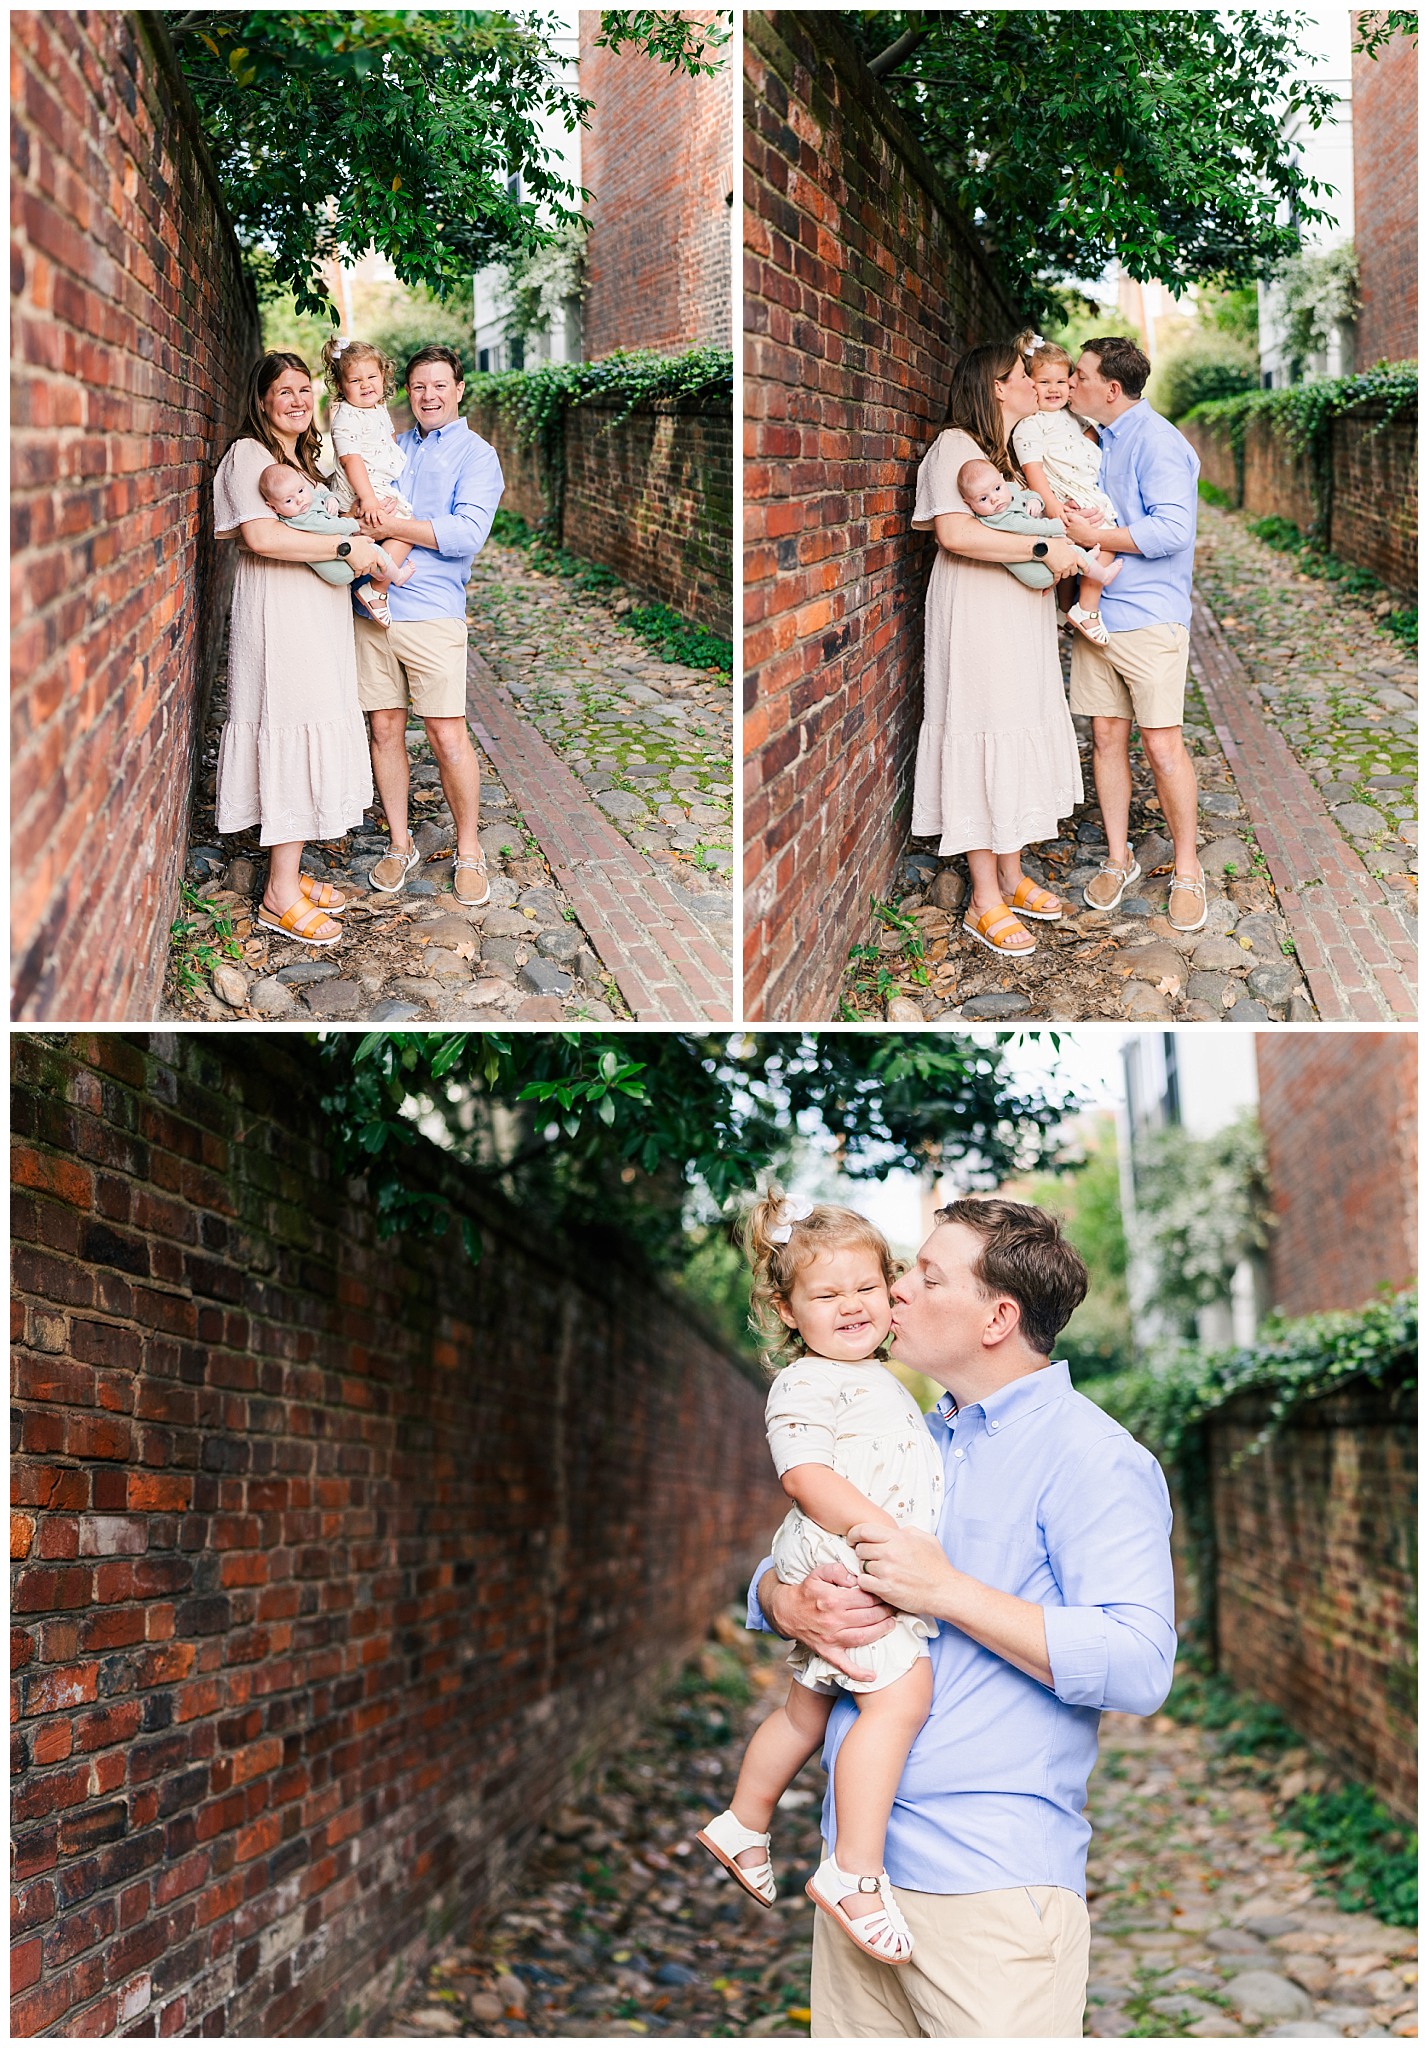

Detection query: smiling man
xmin=748 ymin=1197 xmax=1176 ymax=2039
xmin=357 ymin=345 xmax=503 ymax=907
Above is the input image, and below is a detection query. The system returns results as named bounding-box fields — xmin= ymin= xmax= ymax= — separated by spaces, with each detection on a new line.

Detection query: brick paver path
xmin=468 ymin=650 xmax=732 ymax=1022
xmin=1191 ymin=598 xmax=1416 ymax=1020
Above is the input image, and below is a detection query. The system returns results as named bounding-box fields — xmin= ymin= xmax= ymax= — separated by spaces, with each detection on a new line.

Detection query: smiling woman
xmin=212 ymin=350 xmax=381 ymax=945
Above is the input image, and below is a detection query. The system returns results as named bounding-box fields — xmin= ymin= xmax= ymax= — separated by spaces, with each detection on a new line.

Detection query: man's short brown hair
xmin=933 ymin=1197 xmax=1089 ymax=1356
xmin=404 ymin=343 xmax=466 ymax=386
xmin=1081 ymin=335 xmax=1151 ymax=400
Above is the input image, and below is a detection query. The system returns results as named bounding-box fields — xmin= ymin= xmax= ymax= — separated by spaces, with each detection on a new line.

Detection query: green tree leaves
xmin=315 ymin=1030 xmax=1079 ymax=1268
xmin=846 ymin=10 xmax=1342 ymax=321
xmin=168 ymin=9 xmax=592 ymax=313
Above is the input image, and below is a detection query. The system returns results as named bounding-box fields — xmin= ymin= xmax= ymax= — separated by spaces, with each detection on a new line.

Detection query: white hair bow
xmin=769 ymin=1197 xmax=815 ymax=1245
xmin=1023 ymin=332 xmax=1046 ymax=355
xmin=331 ymin=335 xmax=352 ymax=356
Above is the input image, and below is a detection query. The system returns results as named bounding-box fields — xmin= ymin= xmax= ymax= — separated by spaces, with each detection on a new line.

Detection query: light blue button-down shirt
xmin=1095 ymin=401 xmax=1199 ymax=633
xmin=387 ymin=417 xmax=504 ymax=623
xmin=746 ymin=1360 xmax=1175 ymax=1897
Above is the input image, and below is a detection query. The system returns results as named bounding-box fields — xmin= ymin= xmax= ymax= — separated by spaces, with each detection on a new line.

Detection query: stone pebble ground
xmin=1192 ymin=503 xmax=1417 ymax=891
xmin=468 ymin=538 xmax=734 ymax=882
xmin=385 ymin=1621 xmax=1416 ymax=2041
xmin=845 ymin=512 xmax=1417 ymax=1026
xmin=164 ymin=551 xmax=731 ymax=1025
xmin=847 ymin=669 xmax=1311 ymax=1026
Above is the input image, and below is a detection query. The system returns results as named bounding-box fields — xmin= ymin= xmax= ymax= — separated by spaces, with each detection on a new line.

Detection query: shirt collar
xmin=934 ymin=1359 xmax=1072 ymax=1429
xmin=1097 ymin=401 xmax=1148 ymax=446
xmin=414 ymin=416 xmax=467 ymax=442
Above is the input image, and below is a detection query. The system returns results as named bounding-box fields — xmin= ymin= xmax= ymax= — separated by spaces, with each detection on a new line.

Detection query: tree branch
xmin=867 ymin=22 xmax=931 ymax=80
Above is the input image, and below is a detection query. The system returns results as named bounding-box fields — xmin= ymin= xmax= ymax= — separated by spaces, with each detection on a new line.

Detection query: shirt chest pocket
xmin=948 ymin=1515 xmax=1037 ymax=1587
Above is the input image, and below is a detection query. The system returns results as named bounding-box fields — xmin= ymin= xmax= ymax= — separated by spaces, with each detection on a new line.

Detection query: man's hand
xmin=1063 ymin=497 xmax=1105 ymax=528
xmin=760 ymin=1563 xmax=895 ymax=1684
xmin=848 ymin=1523 xmax=957 ymax=1618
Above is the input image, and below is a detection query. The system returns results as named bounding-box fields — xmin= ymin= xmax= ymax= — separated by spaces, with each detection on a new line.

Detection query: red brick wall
xmin=1208 ymin=1380 xmax=1416 ymax=1819
xmin=1181 ymin=405 xmax=1417 ymax=599
xmin=10 ymin=12 xmax=262 ymax=1022
xmin=1255 ymin=1034 xmax=1417 ymax=1317
xmin=578 ymin=10 xmax=732 ymax=357
xmin=1240 ymin=415 xmax=1319 ymax=534
xmin=1328 ymin=405 xmax=1418 ymax=600
xmin=468 ymin=397 xmax=733 ymax=635
xmin=10 ymin=1033 xmax=777 ymax=2039
xmin=743 ymin=12 xmax=1021 ymax=1021
xmin=1352 ymin=20 xmax=1417 ymax=367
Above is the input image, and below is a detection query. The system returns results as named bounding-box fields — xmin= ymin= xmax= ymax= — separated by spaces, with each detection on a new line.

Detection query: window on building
xmin=479 ymin=348 xmax=491 ymax=373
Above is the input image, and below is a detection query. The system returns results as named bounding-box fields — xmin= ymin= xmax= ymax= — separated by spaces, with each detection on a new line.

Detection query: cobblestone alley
xmin=386 ymin=1619 xmax=1417 ymax=2040
xmin=846 ymin=508 xmax=1417 ymax=1026
xmin=165 ymin=541 xmax=733 ymax=1024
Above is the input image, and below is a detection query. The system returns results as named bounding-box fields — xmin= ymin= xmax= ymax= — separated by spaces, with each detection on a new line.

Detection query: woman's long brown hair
xmin=228 ymin=352 xmax=326 ymax=479
xmin=943 ymin=341 xmax=1026 ymax=481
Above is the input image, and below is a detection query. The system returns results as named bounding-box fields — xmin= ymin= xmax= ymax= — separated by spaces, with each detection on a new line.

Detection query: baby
xmin=958 ymin=457 xmax=1121 ymax=644
xmin=1011 ymin=335 xmax=1124 ymax=644
xmin=258 ymin=465 xmax=403 ymax=625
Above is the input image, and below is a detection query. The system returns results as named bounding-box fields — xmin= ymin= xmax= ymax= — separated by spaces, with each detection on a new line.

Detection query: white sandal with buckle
xmin=1067 ymin=602 xmax=1110 ymax=646
xmin=695 ymin=1809 xmax=777 ymax=1907
xmin=805 ymin=1855 xmax=914 ymax=1964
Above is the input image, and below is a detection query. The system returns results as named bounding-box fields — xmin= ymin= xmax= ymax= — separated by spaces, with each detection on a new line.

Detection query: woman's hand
xmin=1041 ymin=536 xmax=1080 ymax=578
xmin=760 ymin=1563 xmax=896 ymax=1683
xmin=343 ymin=536 xmax=388 ymax=575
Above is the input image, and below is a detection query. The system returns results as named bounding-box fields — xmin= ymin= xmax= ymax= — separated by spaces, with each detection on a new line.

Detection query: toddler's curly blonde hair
xmin=320 ymin=335 xmax=397 ymax=400
xmin=745 ymin=1185 xmax=900 ymax=1371
xmin=1016 ymin=329 xmax=1073 ymax=379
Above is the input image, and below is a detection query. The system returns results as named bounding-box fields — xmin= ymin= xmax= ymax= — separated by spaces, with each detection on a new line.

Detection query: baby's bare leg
xmin=728 ymin=1677 xmax=833 ymax=1867
xmin=830 ymin=1658 xmax=933 ymax=1918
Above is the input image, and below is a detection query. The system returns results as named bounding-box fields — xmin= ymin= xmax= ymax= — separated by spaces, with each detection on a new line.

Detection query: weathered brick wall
xmin=743 ymin=11 xmax=1021 ymax=1021
xmin=1352 ymin=20 xmax=1417 ymax=368
xmin=1328 ymin=405 xmax=1418 ymax=600
xmin=11 ymin=1034 xmax=777 ymax=2038
xmin=466 ymin=397 xmax=733 ymax=635
xmin=578 ymin=9 xmax=732 ymax=357
xmin=1256 ymin=1033 xmax=1417 ymax=1317
xmin=466 ymin=402 xmax=546 ymax=530
xmin=11 ymin=12 xmax=261 ymax=1022
xmin=1181 ymin=405 xmax=1417 ymax=598
xmin=1240 ymin=415 xmax=1319 ymax=535
xmin=1207 ymin=1379 xmax=1416 ymax=1819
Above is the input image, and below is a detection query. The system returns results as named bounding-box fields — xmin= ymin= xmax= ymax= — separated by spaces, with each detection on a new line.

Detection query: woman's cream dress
xmin=213 ymin=438 xmax=373 ymax=847
xmin=766 ymin=1355 xmax=944 ymax=1695
xmin=910 ymin=427 xmax=1083 ymax=855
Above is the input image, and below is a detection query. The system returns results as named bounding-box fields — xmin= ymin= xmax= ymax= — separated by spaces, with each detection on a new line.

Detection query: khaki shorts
xmin=811 ymin=1874 xmax=1090 ymax=2038
xmin=1068 ymin=620 xmax=1190 ymax=728
xmin=354 ymin=616 xmax=469 ymax=720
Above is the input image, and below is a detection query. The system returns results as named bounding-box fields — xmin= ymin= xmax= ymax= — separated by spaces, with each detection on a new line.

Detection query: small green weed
xmin=625 ymin=602 xmax=733 ymax=674
xmin=1246 ymin=514 xmax=1401 ymax=612
xmin=1197 ymin=479 xmax=1235 ymax=509
xmin=1286 ymin=1783 xmax=1417 ymax=1926
xmin=168 ymin=881 xmax=243 ymax=996
xmin=489 ymin=510 xmax=731 ymax=671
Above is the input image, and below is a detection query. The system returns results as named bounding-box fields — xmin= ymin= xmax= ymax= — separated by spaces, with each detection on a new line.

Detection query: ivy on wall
xmin=1183 ymin=361 xmax=1418 ymax=543
xmin=466 ymin=344 xmax=732 ymax=535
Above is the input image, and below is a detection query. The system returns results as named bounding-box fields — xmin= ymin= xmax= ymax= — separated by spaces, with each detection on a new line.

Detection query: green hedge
xmin=1181 ymin=362 xmax=1417 ymax=542
xmin=465 ymin=345 xmax=732 ymax=538
xmin=1090 ymin=1289 xmax=1417 ymax=1476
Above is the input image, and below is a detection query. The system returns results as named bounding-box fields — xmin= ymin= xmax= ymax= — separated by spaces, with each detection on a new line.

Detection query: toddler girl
xmin=1010 ymin=334 xmax=1122 ymax=646
xmin=258 ymin=465 xmax=404 ymax=620
xmin=696 ymin=1193 xmax=942 ymax=1966
xmin=320 ymin=335 xmax=417 ymax=625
